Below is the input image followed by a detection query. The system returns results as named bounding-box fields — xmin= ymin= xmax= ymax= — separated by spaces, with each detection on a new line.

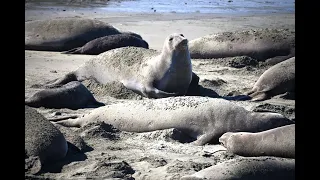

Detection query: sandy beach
xmin=25 ymin=2 xmax=295 ymax=179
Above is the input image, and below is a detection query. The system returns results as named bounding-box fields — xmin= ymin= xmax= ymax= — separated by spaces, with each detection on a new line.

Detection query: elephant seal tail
xmin=61 ymin=47 xmax=82 ymax=54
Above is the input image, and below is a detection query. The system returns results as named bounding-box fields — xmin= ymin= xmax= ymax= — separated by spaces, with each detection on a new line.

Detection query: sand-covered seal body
xmin=52 ymin=96 xmax=293 ymax=145
xmin=246 ymin=57 xmax=295 ymax=101
xmin=40 ymin=33 xmax=192 ymax=98
xmin=62 ymin=34 xmax=149 ymax=55
xmin=25 ymin=18 xmax=121 ymax=51
xmin=219 ymin=124 xmax=295 ymax=158
xmin=26 ymin=81 xmax=104 ymax=110
xmin=180 ymin=156 xmax=295 ymax=180
xmin=189 ymin=28 xmax=295 ymax=62
xmin=25 ymin=106 xmax=68 ymax=174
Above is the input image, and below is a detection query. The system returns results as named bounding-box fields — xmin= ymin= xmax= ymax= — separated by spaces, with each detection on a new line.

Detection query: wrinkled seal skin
xmin=180 ymin=156 xmax=295 ymax=180
xmin=25 ymin=81 xmax=104 ymax=110
xmin=219 ymin=124 xmax=295 ymax=158
xmin=36 ymin=33 xmax=193 ymax=99
xmin=189 ymin=28 xmax=295 ymax=63
xmin=246 ymin=57 xmax=295 ymax=101
xmin=25 ymin=18 xmax=122 ymax=51
xmin=62 ymin=34 xmax=149 ymax=55
xmin=25 ymin=106 xmax=68 ymax=174
xmin=51 ymin=96 xmax=293 ymax=145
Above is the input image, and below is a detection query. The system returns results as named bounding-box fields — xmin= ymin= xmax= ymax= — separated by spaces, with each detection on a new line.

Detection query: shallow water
xmin=26 ymin=0 xmax=295 ymax=15
xmin=100 ymin=0 xmax=295 ymax=14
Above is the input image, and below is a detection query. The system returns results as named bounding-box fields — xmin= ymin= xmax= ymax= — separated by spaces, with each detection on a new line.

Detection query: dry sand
xmin=25 ymin=6 xmax=295 ymax=180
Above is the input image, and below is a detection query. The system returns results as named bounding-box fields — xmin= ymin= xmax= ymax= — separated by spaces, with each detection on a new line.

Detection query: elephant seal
xmin=180 ymin=156 xmax=295 ymax=180
xmin=51 ymin=96 xmax=293 ymax=145
xmin=62 ymin=34 xmax=149 ymax=55
xmin=25 ymin=18 xmax=122 ymax=51
xmin=25 ymin=106 xmax=68 ymax=174
xmin=219 ymin=124 xmax=295 ymax=158
xmin=39 ymin=33 xmax=192 ymax=98
xmin=189 ymin=28 xmax=295 ymax=62
xmin=26 ymin=81 xmax=104 ymax=110
xmin=246 ymin=57 xmax=295 ymax=101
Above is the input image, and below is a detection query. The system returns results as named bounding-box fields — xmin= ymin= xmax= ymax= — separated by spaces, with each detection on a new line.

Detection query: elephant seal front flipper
xmin=121 ymin=79 xmax=178 ymax=98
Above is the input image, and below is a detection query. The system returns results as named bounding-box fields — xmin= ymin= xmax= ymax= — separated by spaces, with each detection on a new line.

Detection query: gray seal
xmin=219 ymin=124 xmax=295 ymax=158
xmin=51 ymin=96 xmax=293 ymax=145
xmin=38 ymin=33 xmax=192 ymax=98
xmin=25 ymin=106 xmax=68 ymax=174
xmin=25 ymin=18 xmax=122 ymax=51
xmin=189 ymin=28 xmax=295 ymax=63
xmin=246 ymin=57 xmax=295 ymax=101
xmin=26 ymin=81 xmax=104 ymax=110
xmin=180 ymin=156 xmax=295 ymax=180
xmin=62 ymin=34 xmax=149 ymax=55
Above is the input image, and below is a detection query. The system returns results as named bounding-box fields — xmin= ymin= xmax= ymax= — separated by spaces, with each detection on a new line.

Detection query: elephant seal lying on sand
xmin=62 ymin=34 xmax=149 ymax=55
xmin=219 ymin=124 xmax=295 ymax=158
xmin=26 ymin=81 xmax=104 ymax=110
xmin=246 ymin=57 xmax=295 ymax=101
xmin=189 ymin=28 xmax=295 ymax=63
xmin=51 ymin=96 xmax=293 ymax=145
xmin=180 ymin=156 xmax=295 ymax=180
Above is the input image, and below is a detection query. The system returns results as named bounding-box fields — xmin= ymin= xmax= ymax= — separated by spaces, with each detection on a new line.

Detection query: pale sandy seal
xmin=189 ymin=28 xmax=295 ymax=63
xmin=219 ymin=124 xmax=295 ymax=158
xmin=38 ymin=33 xmax=192 ymax=98
xmin=62 ymin=34 xmax=149 ymax=55
xmin=25 ymin=18 xmax=122 ymax=51
xmin=180 ymin=156 xmax=295 ymax=180
xmin=246 ymin=57 xmax=295 ymax=101
xmin=25 ymin=106 xmax=68 ymax=174
xmin=26 ymin=81 xmax=104 ymax=110
xmin=51 ymin=96 xmax=293 ymax=145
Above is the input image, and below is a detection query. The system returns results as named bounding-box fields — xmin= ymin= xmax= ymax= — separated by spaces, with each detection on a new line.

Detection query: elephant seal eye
xmin=169 ymin=37 xmax=173 ymax=41
xmin=180 ymin=34 xmax=184 ymax=37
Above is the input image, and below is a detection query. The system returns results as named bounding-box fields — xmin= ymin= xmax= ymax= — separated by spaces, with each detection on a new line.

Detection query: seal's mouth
xmin=177 ymin=39 xmax=188 ymax=49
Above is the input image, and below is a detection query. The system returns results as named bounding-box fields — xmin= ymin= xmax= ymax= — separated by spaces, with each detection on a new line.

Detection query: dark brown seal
xmin=62 ymin=34 xmax=149 ymax=55
xmin=26 ymin=81 xmax=104 ymax=110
